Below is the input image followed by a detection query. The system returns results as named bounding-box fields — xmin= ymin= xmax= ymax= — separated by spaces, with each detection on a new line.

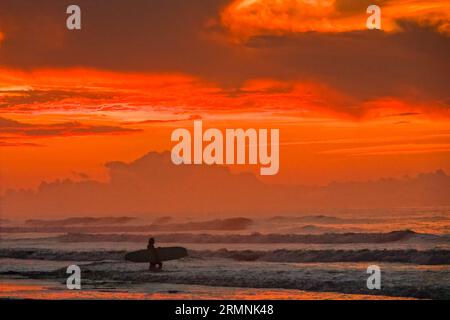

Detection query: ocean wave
xmin=1 ymin=217 xmax=253 ymax=233
xmin=191 ymin=249 xmax=450 ymax=265
xmin=25 ymin=216 xmax=138 ymax=227
xmin=0 ymin=248 xmax=126 ymax=261
xmin=2 ymin=256 xmax=449 ymax=299
xmin=22 ymin=230 xmax=447 ymax=244
xmin=1 ymin=247 xmax=449 ymax=265
xmin=268 ymin=215 xmax=383 ymax=224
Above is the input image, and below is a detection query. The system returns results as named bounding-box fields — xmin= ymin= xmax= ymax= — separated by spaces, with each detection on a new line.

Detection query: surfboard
xmin=125 ymin=247 xmax=188 ymax=263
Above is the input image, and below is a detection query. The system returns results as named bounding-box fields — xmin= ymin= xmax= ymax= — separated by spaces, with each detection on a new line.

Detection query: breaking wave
xmin=1 ymin=247 xmax=449 ymax=265
xmin=191 ymin=248 xmax=450 ymax=265
xmin=25 ymin=216 xmax=138 ymax=227
xmin=18 ymin=230 xmax=447 ymax=244
xmin=1 ymin=217 xmax=253 ymax=233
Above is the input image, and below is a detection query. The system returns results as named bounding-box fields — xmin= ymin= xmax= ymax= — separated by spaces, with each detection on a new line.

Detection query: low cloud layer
xmin=2 ymin=151 xmax=449 ymax=218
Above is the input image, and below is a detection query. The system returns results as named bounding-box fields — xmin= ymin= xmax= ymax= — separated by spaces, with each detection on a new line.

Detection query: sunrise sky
xmin=1 ymin=0 xmax=449 ymax=195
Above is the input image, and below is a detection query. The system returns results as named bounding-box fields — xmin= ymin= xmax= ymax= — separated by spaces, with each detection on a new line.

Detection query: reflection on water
xmin=0 ymin=279 xmax=412 ymax=300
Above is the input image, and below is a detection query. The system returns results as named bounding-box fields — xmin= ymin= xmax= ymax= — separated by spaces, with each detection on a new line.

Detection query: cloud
xmin=242 ymin=27 xmax=450 ymax=103
xmin=1 ymin=68 xmax=447 ymax=120
xmin=320 ymin=143 xmax=450 ymax=156
xmin=0 ymin=0 xmax=229 ymax=71
xmin=0 ymin=89 xmax=111 ymax=109
xmin=0 ymin=0 xmax=448 ymax=105
xmin=71 ymin=171 xmax=90 ymax=179
xmin=0 ymin=117 xmax=141 ymax=138
xmin=121 ymin=115 xmax=203 ymax=125
xmin=2 ymin=151 xmax=450 ymax=218
xmin=0 ymin=141 xmax=42 ymax=147
xmin=221 ymin=0 xmax=450 ymax=38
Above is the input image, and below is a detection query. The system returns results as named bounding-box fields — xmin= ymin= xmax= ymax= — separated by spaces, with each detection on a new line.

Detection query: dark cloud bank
xmin=0 ymin=0 xmax=448 ymax=105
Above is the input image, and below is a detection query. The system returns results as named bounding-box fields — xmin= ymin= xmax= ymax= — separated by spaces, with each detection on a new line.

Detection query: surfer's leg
xmin=156 ymin=262 xmax=162 ymax=270
xmin=149 ymin=262 xmax=156 ymax=270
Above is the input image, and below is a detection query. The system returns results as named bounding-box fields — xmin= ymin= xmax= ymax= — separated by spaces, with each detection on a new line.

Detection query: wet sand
xmin=0 ymin=278 xmax=413 ymax=300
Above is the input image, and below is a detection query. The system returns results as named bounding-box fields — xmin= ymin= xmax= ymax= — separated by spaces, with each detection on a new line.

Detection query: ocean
xmin=1 ymin=208 xmax=449 ymax=300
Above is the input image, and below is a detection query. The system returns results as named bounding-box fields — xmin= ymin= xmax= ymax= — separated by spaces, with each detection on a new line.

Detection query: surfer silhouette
xmin=147 ymin=238 xmax=163 ymax=271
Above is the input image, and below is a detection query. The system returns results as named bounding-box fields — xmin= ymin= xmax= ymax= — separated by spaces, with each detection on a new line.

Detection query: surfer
xmin=147 ymin=238 xmax=163 ymax=271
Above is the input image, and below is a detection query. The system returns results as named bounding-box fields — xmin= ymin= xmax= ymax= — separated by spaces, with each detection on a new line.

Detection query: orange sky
xmin=0 ymin=0 xmax=449 ymax=193
xmin=222 ymin=0 xmax=450 ymax=39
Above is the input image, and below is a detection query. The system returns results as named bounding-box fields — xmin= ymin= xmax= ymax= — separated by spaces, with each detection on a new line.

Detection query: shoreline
xmin=0 ymin=278 xmax=414 ymax=300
